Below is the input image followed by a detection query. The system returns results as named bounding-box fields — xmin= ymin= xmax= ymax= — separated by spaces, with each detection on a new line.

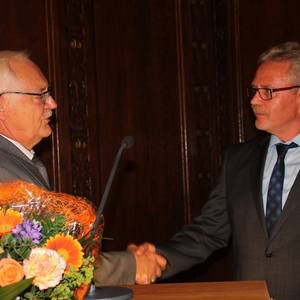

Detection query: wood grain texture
xmin=129 ymin=281 xmax=270 ymax=300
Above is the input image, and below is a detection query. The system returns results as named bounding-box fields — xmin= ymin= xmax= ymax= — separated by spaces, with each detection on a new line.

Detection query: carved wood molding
xmin=181 ymin=0 xmax=232 ymax=217
xmin=60 ymin=0 xmax=94 ymax=198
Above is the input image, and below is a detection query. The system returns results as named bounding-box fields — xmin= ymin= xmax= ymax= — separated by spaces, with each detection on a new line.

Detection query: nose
xmin=250 ymin=91 xmax=260 ymax=106
xmin=45 ymin=95 xmax=57 ymax=109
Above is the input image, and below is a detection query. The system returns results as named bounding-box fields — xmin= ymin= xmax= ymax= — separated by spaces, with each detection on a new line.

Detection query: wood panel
xmin=51 ymin=0 xmax=101 ymax=202
xmin=92 ymin=0 xmax=186 ymax=250
xmin=180 ymin=0 xmax=234 ymax=220
xmin=165 ymin=0 xmax=234 ymax=282
xmin=0 ymin=0 xmax=55 ymax=183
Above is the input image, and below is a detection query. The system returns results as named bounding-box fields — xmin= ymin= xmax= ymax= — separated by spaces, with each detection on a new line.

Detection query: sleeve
xmin=157 ymin=152 xmax=231 ymax=278
xmin=93 ymin=251 xmax=136 ymax=286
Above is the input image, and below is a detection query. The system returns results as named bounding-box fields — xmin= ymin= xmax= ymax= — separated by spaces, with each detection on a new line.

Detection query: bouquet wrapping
xmin=0 ymin=180 xmax=103 ymax=300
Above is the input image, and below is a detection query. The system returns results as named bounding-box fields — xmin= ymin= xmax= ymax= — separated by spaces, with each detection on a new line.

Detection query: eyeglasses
xmin=247 ymin=85 xmax=300 ymax=101
xmin=0 ymin=86 xmax=52 ymax=104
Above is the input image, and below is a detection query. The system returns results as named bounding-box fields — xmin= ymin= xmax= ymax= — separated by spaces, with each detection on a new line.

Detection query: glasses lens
xmin=258 ymin=88 xmax=272 ymax=100
xmin=247 ymin=87 xmax=272 ymax=100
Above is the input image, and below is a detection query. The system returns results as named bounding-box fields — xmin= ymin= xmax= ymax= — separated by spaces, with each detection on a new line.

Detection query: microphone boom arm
xmin=90 ymin=136 xmax=134 ymax=240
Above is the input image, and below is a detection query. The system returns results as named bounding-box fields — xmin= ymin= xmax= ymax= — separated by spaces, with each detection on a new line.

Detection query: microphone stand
xmin=86 ymin=136 xmax=134 ymax=300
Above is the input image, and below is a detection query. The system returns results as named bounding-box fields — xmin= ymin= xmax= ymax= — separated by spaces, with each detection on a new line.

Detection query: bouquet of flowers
xmin=0 ymin=181 xmax=102 ymax=300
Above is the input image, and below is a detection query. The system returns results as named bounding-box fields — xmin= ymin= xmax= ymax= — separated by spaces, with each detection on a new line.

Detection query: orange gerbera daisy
xmin=44 ymin=234 xmax=84 ymax=270
xmin=0 ymin=209 xmax=22 ymax=236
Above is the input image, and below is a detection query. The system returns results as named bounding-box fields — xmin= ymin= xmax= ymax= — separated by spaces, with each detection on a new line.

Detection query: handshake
xmin=128 ymin=243 xmax=167 ymax=285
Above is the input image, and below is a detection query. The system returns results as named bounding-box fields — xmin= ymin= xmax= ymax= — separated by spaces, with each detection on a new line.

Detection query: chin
xmin=255 ymin=120 xmax=268 ymax=131
xmin=40 ymin=127 xmax=53 ymax=138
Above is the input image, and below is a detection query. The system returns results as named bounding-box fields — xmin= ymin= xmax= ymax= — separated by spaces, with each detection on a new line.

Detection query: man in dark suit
xmin=0 ymin=51 xmax=165 ymax=286
xmin=131 ymin=41 xmax=300 ymax=299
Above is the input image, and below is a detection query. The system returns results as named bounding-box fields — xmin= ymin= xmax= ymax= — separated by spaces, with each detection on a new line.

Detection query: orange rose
xmin=0 ymin=258 xmax=24 ymax=287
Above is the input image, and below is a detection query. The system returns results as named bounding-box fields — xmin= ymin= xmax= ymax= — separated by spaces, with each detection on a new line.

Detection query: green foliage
xmin=0 ymin=234 xmax=34 ymax=260
xmin=39 ymin=215 xmax=68 ymax=243
xmin=0 ymin=278 xmax=33 ymax=300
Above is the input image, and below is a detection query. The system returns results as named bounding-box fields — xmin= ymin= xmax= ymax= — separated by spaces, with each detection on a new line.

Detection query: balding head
xmin=0 ymin=51 xmax=30 ymax=92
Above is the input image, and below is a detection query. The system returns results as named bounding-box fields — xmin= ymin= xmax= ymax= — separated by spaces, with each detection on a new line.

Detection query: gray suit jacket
xmin=0 ymin=136 xmax=136 ymax=286
xmin=158 ymin=134 xmax=300 ymax=300
xmin=0 ymin=135 xmax=51 ymax=190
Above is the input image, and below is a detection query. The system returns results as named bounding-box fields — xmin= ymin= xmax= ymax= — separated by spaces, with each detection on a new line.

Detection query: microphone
xmin=122 ymin=135 xmax=134 ymax=149
xmin=90 ymin=136 xmax=134 ymax=240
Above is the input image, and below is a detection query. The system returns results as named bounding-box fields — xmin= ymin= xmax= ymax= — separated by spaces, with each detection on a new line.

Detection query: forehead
xmin=253 ymin=61 xmax=294 ymax=87
xmin=9 ymin=57 xmax=48 ymax=90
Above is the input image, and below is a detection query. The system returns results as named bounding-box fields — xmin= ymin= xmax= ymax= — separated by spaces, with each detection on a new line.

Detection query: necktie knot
xmin=276 ymin=142 xmax=298 ymax=159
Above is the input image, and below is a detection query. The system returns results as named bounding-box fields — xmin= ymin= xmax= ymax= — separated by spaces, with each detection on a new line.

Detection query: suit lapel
xmin=269 ymin=169 xmax=300 ymax=241
xmin=249 ymin=135 xmax=270 ymax=235
xmin=23 ymin=158 xmax=51 ymax=190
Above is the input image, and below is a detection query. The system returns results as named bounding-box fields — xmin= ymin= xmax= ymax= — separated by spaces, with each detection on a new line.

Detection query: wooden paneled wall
xmin=1 ymin=0 xmax=300 ymax=282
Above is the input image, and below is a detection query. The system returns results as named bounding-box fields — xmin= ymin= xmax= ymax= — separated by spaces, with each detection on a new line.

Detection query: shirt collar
xmin=269 ymin=133 xmax=300 ymax=149
xmin=0 ymin=134 xmax=35 ymax=160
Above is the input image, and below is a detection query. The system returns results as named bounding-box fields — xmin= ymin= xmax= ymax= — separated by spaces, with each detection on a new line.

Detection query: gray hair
xmin=258 ymin=42 xmax=300 ymax=83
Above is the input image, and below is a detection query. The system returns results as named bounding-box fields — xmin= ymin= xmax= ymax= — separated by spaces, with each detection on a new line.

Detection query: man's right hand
xmin=128 ymin=242 xmax=167 ymax=285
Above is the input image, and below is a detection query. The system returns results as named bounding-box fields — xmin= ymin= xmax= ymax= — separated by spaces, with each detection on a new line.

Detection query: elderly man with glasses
xmin=0 ymin=51 xmax=56 ymax=188
xmin=0 ymin=51 xmax=166 ymax=287
xmin=131 ymin=41 xmax=300 ymax=299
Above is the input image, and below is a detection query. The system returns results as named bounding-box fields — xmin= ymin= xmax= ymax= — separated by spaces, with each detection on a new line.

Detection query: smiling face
xmin=0 ymin=56 xmax=57 ymax=150
xmin=250 ymin=60 xmax=300 ymax=141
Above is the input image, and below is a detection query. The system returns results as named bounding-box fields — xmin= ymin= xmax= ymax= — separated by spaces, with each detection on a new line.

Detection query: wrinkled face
xmin=0 ymin=57 xmax=57 ymax=149
xmin=250 ymin=60 xmax=300 ymax=141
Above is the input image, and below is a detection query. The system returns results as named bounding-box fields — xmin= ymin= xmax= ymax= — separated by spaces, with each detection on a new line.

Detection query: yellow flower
xmin=45 ymin=234 xmax=84 ymax=270
xmin=23 ymin=248 xmax=66 ymax=290
xmin=0 ymin=208 xmax=22 ymax=236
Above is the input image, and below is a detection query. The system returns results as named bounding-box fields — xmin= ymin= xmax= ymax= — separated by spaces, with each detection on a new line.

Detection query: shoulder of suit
xmin=222 ymin=133 xmax=270 ymax=165
xmin=227 ymin=132 xmax=269 ymax=151
xmin=0 ymin=137 xmax=30 ymax=161
xmin=0 ymin=147 xmax=31 ymax=169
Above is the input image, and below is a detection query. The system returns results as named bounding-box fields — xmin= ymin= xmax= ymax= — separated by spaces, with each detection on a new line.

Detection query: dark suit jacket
xmin=0 ymin=135 xmax=136 ymax=286
xmin=0 ymin=135 xmax=50 ymax=190
xmin=158 ymin=134 xmax=300 ymax=300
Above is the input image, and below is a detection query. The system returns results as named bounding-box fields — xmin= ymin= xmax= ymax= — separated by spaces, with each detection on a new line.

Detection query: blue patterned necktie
xmin=266 ymin=142 xmax=298 ymax=235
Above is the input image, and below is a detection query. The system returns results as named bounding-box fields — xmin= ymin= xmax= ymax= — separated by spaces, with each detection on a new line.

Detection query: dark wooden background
xmin=1 ymin=0 xmax=300 ymax=282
